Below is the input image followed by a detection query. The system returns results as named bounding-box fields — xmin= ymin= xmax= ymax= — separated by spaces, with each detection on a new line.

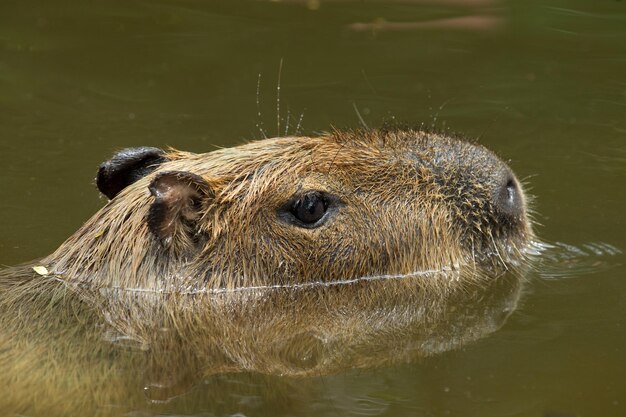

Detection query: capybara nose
xmin=494 ymin=172 xmax=524 ymax=221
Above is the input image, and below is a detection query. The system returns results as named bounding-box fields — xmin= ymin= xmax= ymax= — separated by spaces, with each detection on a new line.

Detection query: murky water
xmin=0 ymin=1 xmax=624 ymax=416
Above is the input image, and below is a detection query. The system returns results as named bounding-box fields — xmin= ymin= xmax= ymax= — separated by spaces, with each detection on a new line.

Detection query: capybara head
xmin=0 ymin=128 xmax=536 ymax=411
xmin=45 ymin=128 xmax=533 ymax=292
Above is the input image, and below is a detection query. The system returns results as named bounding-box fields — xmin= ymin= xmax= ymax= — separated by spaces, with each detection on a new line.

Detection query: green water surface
xmin=0 ymin=1 xmax=624 ymax=416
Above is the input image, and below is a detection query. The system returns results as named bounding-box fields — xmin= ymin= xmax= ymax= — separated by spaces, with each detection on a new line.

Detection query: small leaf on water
xmin=32 ymin=266 xmax=49 ymax=276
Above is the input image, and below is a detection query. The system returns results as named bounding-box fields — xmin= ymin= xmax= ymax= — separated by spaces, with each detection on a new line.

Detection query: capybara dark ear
xmin=97 ymin=147 xmax=168 ymax=200
xmin=148 ymin=171 xmax=214 ymax=249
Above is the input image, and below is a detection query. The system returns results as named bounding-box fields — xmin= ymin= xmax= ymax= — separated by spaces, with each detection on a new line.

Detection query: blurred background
xmin=0 ymin=1 xmax=624 ymax=416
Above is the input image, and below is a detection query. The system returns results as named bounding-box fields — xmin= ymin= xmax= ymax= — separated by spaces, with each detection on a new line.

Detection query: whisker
xmin=490 ymin=232 xmax=509 ymax=271
xmin=295 ymin=110 xmax=305 ymax=135
xmin=255 ymin=73 xmax=267 ymax=139
xmin=276 ymin=58 xmax=283 ymax=137
xmin=476 ymin=106 xmax=508 ymax=141
xmin=352 ymin=101 xmax=369 ymax=129
xmin=284 ymin=105 xmax=291 ymax=137
xmin=430 ymin=97 xmax=456 ymax=132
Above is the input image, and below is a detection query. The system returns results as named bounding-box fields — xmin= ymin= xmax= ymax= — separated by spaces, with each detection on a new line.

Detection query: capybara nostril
xmin=495 ymin=173 xmax=524 ymax=220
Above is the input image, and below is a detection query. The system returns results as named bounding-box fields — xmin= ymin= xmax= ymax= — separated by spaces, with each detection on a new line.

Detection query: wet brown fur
xmin=0 ymin=128 xmax=534 ymax=416
xmin=46 ymin=128 xmax=532 ymax=291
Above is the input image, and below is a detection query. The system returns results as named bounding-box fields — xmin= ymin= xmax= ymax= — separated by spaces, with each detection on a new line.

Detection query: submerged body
xmin=0 ymin=129 xmax=534 ymax=415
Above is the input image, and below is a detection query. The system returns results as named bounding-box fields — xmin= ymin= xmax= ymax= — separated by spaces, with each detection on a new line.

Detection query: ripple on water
xmin=530 ymin=240 xmax=622 ymax=280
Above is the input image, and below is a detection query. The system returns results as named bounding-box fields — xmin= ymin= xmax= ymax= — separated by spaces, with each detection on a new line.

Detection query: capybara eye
xmin=291 ymin=193 xmax=328 ymax=226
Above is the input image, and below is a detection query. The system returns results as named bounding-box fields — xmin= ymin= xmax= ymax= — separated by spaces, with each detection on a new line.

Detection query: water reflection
xmin=4 ymin=237 xmax=618 ymax=414
xmin=272 ymin=0 xmax=507 ymax=32
xmin=1 ymin=265 xmax=524 ymax=414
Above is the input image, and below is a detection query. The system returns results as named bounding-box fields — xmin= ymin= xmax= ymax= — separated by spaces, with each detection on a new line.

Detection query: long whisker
xmin=276 ymin=58 xmax=283 ymax=137
xmin=255 ymin=73 xmax=267 ymax=139
xmin=295 ymin=110 xmax=305 ymax=135
xmin=490 ymin=232 xmax=509 ymax=271
xmin=352 ymin=101 xmax=369 ymax=129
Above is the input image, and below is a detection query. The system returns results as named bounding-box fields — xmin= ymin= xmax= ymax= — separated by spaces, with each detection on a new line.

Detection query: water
xmin=0 ymin=0 xmax=624 ymax=416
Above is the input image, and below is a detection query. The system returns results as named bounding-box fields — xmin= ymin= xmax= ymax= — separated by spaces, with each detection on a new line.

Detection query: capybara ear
xmin=97 ymin=147 xmax=169 ymax=200
xmin=147 ymin=171 xmax=214 ymax=249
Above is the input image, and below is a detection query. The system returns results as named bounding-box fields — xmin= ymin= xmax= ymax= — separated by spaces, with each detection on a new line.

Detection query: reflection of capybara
xmin=0 ymin=128 xmax=534 ymax=415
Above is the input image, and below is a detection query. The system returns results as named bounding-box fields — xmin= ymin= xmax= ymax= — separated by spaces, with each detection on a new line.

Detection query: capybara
xmin=0 ymin=128 xmax=534 ymax=415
